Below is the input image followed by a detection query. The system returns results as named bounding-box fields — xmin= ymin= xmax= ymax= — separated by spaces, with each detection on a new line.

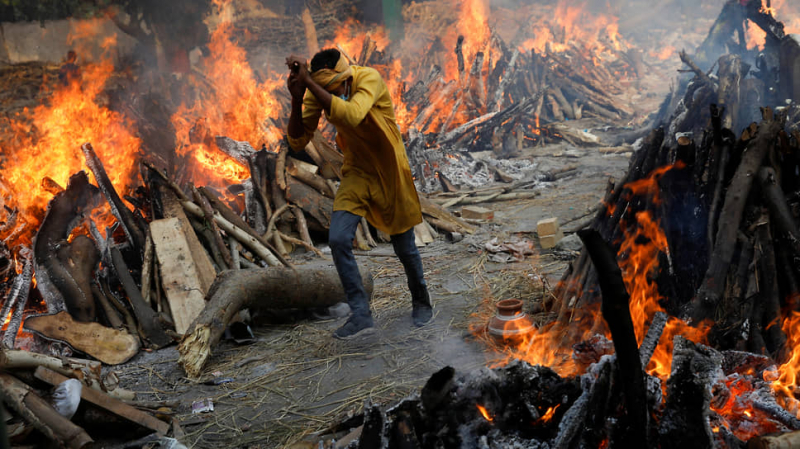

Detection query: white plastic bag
xmin=51 ymin=378 xmax=82 ymax=419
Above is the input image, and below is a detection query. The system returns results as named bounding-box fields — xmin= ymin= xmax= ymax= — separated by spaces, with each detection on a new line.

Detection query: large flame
xmin=0 ymin=20 xmax=141 ymax=246
xmin=170 ymin=0 xmax=286 ymax=188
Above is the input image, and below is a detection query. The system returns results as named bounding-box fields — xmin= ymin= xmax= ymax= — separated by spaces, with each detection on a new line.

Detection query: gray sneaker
xmin=333 ymin=316 xmax=375 ymax=340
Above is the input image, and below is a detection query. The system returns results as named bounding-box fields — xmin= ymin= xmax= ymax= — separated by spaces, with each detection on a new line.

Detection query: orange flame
xmin=0 ymin=21 xmax=141 ymax=246
xmin=534 ymin=405 xmax=560 ymax=425
xmin=477 ymin=404 xmax=494 ymax=422
xmin=171 ymin=0 xmax=285 ymax=188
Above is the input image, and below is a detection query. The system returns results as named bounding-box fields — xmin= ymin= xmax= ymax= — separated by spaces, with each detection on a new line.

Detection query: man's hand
xmin=286 ymin=55 xmax=310 ymax=100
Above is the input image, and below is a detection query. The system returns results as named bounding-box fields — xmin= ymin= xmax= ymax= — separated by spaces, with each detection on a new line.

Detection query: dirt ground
xmin=105 ymin=129 xmax=634 ymax=449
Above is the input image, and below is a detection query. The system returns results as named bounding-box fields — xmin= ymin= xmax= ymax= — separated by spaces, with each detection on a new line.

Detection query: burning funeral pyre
xmin=0 ymin=0 xmax=799 ymax=447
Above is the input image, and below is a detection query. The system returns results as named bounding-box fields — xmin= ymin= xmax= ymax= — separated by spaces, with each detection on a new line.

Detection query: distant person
xmin=285 ymin=48 xmax=433 ymax=339
xmin=58 ymin=50 xmax=80 ymax=86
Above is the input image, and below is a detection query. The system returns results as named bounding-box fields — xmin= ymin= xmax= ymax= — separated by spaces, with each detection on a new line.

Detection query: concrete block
xmin=537 ymin=217 xmax=560 ymax=237
xmin=462 ymin=206 xmax=494 ymax=220
xmin=539 ymin=230 xmax=564 ymax=249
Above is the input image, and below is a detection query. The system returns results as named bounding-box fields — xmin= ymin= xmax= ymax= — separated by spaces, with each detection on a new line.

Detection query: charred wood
xmin=81 ymin=143 xmax=145 ymax=256
xmin=578 ymin=229 xmax=648 ymax=448
xmin=33 ymin=172 xmax=99 ymax=318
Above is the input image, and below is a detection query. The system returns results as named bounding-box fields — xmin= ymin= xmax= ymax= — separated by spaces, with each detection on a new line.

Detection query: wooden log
xmin=276 ymin=143 xmax=288 ymax=191
xmin=33 ymin=172 xmax=98 ymax=319
xmin=286 ymin=159 xmax=335 ymax=198
xmin=291 ymin=205 xmax=314 ymax=248
xmin=1 ymin=247 xmax=32 ymax=348
xmin=577 ymin=229 xmax=647 ymax=448
xmin=109 ymin=246 xmax=172 ymax=349
xmin=759 ymin=167 xmax=800 ymax=258
xmin=34 ymin=366 xmax=170 ymax=435
xmin=693 ymin=112 xmax=782 ymax=320
xmin=92 ymin=283 xmax=124 ymax=330
xmin=300 ymin=7 xmax=319 ymax=57
xmin=141 ymin=229 xmax=154 ymax=307
xmin=182 ymin=201 xmax=283 ymax=267
xmin=753 ymin=222 xmax=786 ymax=357
xmin=418 ymin=195 xmax=476 ymax=234
xmin=24 ymin=311 xmax=139 ymax=365
xmin=178 ymin=266 xmax=374 ymax=378
xmin=0 ymin=373 xmax=93 ymax=448
xmin=198 ymin=187 xmax=290 ymax=268
xmin=639 ymin=311 xmax=668 ymax=368
xmin=192 ymin=186 xmax=233 ymax=269
xmin=81 ymin=143 xmax=145 ymax=255
xmin=285 ymin=175 xmax=334 ymax=229
xmin=311 ymin=131 xmax=344 ymax=180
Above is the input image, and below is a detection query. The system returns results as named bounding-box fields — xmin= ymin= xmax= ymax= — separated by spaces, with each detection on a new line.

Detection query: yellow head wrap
xmin=310 ymin=52 xmax=352 ymax=91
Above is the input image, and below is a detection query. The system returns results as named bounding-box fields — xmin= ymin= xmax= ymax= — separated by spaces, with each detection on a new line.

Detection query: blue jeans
xmin=329 ymin=210 xmax=427 ymax=318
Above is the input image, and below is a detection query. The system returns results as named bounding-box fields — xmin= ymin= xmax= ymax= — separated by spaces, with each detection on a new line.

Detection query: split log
xmin=150 ymin=217 xmax=213 ymax=335
xmin=693 ymin=112 xmax=782 ymax=321
xmin=311 ymin=131 xmax=344 ymax=180
xmin=33 ymin=171 xmax=99 ymax=319
xmin=108 ymin=246 xmax=172 ymax=349
xmin=418 ymin=195 xmax=476 ymax=234
xmin=178 ymin=266 xmax=374 ymax=378
xmin=0 ymin=373 xmax=93 ymax=448
xmin=23 ymin=311 xmax=139 ymax=365
xmin=34 ymin=367 xmax=170 ymax=435
xmin=285 ymin=175 xmax=334 ymax=229
xmin=81 ymin=143 xmax=145 ymax=255
xmin=286 ymin=158 xmax=335 ymax=198
xmin=577 ymin=229 xmax=647 ymax=448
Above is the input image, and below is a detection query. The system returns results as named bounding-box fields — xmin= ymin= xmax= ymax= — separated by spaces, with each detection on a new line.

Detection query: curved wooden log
xmin=33 ymin=172 xmax=99 ymax=319
xmin=178 ymin=266 xmax=374 ymax=378
xmin=577 ymin=229 xmax=648 ymax=448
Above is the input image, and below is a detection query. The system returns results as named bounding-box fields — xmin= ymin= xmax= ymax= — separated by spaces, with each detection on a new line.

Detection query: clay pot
xmin=487 ymin=299 xmax=534 ymax=341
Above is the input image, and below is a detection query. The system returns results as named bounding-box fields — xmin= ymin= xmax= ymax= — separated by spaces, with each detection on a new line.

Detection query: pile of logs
xmin=0 ymin=348 xmax=180 ymax=448
xmin=374 ymin=29 xmax=636 ymax=159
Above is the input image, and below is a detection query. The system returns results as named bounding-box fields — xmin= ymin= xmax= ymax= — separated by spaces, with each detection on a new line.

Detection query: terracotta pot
xmin=487 ymin=299 xmax=534 ymax=341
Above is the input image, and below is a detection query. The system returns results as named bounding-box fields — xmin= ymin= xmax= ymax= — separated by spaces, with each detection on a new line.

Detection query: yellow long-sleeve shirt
xmin=287 ymin=65 xmax=422 ymax=236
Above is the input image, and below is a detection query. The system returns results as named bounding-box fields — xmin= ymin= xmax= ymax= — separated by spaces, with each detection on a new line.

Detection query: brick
xmin=539 ymin=230 xmax=564 ymax=249
xmin=461 ymin=206 xmax=494 ymax=220
xmin=537 ymin=217 xmax=560 ymax=237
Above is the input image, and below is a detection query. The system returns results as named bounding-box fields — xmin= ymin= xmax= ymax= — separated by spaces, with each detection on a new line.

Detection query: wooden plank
xmin=34 ymin=367 xmax=170 ymax=435
xmin=160 ymin=188 xmax=216 ymax=293
xmin=150 ymin=217 xmax=208 ymax=335
xmin=23 ymin=312 xmax=139 ymax=365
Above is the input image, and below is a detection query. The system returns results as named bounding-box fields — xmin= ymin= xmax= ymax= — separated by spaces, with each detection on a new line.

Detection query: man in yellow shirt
xmin=286 ymin=49 xmax=433 ymax=339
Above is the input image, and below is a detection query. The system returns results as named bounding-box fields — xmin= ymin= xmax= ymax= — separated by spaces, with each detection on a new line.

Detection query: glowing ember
xmin=477 ymin=404 xmax=494 ymax=422
xmin=534 ymin=405 xmax=560 ymax=425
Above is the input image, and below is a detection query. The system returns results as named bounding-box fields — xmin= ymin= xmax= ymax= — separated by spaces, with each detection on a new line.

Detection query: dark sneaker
xmin=333 ymin=316 xmax=375 ymax=340
xmin=412 ymin=303 xmax=433 ymax=327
